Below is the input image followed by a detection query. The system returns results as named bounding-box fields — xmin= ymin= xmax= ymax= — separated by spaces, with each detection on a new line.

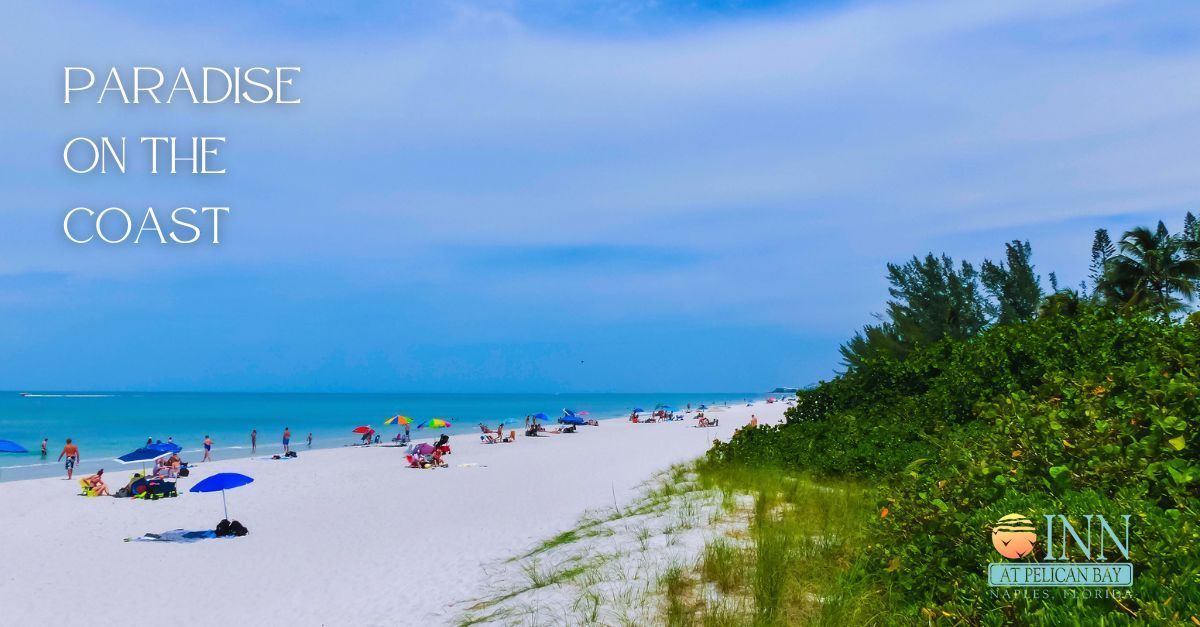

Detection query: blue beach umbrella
xmin=632 ymin=408 xmax=645 ymax=413
xmin=190 ymin=472 xmax=254 ymax=519
xmin=559 ymin=416 xmax=587 ymax=426
xmin=0 ymin=440 xmax=28 ymax=454
xmin=117 ymin=447 xmax=171 ymax=464
xmin=147 ymin=442 xmax=182 ymax=454
xmin=117 ymin=446 xmax=172 ymax=475
xmin=531 ymin=412 xmax=549 ymax=422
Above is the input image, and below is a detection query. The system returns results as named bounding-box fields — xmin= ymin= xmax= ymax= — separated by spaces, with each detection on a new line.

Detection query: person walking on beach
xmin=306 ymin=432 xmax=312 ymax=448
xmin=251 ymin=429 xmax=257 ymax=453
xmin=282 ymin=427 xmax=291 ymax=454
xmin=57 ymin=438 xmax=79 ymax=479
xmin=40 ymin=438 xmax=47 ymax=458
xmin=749 ymin=414 xmax=758 ymax=428
xmin=202 ymin=435 xmax=213 ymax=462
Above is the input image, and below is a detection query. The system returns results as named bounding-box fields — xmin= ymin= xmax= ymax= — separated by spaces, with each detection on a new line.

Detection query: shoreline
xmin=0 ymin=400 xmax=786 ymax=626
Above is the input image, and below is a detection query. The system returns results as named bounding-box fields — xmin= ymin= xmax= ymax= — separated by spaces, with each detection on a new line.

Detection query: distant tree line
xmin=840 ymin=212 xmax=1200 ymax=369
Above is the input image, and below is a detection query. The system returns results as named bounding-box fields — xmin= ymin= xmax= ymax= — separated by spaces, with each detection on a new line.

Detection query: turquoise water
xmin=0 ymin=392 xmax=759 ymax=481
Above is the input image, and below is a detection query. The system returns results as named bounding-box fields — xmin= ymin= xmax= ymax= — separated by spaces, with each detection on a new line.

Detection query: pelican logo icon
xmin=991 ymin=513 xmax=1037 ymax=559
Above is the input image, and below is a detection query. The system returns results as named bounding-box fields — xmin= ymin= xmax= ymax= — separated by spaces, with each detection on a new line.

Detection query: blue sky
xmin=3 ymin=0 xmax=1200 ymax=392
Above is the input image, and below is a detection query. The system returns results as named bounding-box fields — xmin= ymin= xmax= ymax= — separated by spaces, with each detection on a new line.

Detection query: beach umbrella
xmin=384 ymin=415 xmax=412 ymax=426
xmin=352 ymin=426 xmax=372 ymax=434
xmin=116 ymin=446 xmax=172 ymax=475
xmin=412 ymin=442 xmax=436 ymax=455
xmin=697 ymin=405 xmax=708 ymax=410
xmin=560 ymin=416 xmax=587 ymax=426
xmin=116 ymin=447 xmax=172 ymax=464
xmin=632 ymin=408 xmax=645 ymax=413
xmin=577 ymin=411 xmax=590 ymax=416
xmin=0 ymin=440 xmax=28 ymax=454
xmin=147 ymin=441 xmax=182 ymax=454
xmin=563 ymin=408 xmax=577 ymax=416
xmin=190 ymin=472 xmax=254 ymax=519
xmin=418 ymin=419 xmax=451 ymax=430
xmin=531 ymin=412 xmax=549 ymax=421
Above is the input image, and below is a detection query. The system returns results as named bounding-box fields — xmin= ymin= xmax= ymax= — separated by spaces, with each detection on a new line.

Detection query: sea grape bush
xmin=708 ymin=306 xmax=1200 ymax=622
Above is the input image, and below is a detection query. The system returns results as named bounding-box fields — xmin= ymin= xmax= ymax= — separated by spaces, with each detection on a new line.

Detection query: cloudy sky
xmin=2 ymin=0 xmax=1199 ymax=392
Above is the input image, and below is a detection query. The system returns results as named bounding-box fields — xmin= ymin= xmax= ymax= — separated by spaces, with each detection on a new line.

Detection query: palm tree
xmin=1101 ymin=221 xmax=1200 ymax=321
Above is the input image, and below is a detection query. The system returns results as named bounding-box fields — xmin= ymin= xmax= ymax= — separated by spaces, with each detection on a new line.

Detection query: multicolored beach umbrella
xmin=384 ymin=415 xmax=412 ymax=426
xmin=418 ymin=418 xmax=451 ymax=430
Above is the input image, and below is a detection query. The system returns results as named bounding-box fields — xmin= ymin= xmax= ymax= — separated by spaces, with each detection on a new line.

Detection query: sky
xmin=2 ymin=0 xmax=1200 ymax=392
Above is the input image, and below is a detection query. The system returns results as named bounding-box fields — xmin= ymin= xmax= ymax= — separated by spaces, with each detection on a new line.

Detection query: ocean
xmin=0 ymin=392 xmax=762 ymax=481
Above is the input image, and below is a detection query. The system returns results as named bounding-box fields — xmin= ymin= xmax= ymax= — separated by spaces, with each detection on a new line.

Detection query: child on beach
xmin=202 ymin=435 xmax=213 ymax=462
xmin=57 ymin=438 xmax=80 ymax=479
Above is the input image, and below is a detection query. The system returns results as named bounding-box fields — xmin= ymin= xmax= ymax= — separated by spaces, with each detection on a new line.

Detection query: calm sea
xmin=0 ymin=392 xmax=760 ymax=481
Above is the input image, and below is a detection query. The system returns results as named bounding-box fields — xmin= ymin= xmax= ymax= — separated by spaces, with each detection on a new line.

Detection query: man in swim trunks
xmin=57 ymin=438 xmax=80 ymax=479
xmin=282 ymin=427 xmax=291 ymax=453
xmin=202 ymin=435 xmax=213 ymax=462
xmin=40 ymin=438 xmax=47 ymax=458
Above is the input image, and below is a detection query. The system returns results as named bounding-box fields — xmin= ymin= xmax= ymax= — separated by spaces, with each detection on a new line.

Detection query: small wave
xmin=19 ymin=394 xmax=115 ymax=398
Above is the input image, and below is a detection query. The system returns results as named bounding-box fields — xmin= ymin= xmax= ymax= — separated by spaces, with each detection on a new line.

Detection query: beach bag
xmin=285 ymin=450 xmax=298 ymax=458
xmin=230 ymin=520 xmax=248 ymax=536
xmin=179 ymin=467 xmax=190 ymax=477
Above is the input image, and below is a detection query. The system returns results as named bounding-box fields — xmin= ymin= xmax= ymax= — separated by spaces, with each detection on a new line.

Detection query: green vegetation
xmin=707 ymin=216 xmax=1200 ymax=623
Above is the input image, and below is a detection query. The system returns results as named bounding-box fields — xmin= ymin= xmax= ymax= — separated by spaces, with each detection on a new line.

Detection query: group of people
xmin=405 ymin=433 xmax=453 ymax=469
xmin=249 ymin=428 xmax=311 ymax=455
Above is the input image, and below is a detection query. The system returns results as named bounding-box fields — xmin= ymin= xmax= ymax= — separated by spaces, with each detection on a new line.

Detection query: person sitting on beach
xmin=430 ymin=450 xmax=448 ymax=468
xmin=434 ymin=433 xmax=450 ymax=454
xmin=481 ymin=434 xmax=497 ymax=444
xmin=503 ymin=430 xmax=516 ymax=443
xmin=82 ymin=469 xmax=111 ymax=496
xmin=586 ymin=419 xmax=598 ymax=426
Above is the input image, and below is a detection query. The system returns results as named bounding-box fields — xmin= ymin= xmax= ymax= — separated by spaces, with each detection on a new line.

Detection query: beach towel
xmin=126 ymin=530 xmax=219 ymax=543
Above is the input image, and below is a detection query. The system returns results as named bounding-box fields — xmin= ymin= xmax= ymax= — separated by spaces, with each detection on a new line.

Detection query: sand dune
xmin=0 ymin=402 xmax=785 ymax=626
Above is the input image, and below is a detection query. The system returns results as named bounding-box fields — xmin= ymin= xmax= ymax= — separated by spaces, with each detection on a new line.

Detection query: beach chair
xmin=79 ymin=479 xmax=100 ymax=497
xmin=480 ymin=434 xmax=497 ymax=444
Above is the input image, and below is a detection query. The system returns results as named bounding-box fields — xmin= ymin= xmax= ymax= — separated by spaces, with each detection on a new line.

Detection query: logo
xmin=987 ymin=513 xmax=1133 ymax=588
xmin=991 ymin=513 xmax=1037 ymax=559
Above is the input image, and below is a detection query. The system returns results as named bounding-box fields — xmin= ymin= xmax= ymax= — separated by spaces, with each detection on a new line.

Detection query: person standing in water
xmin=306 ymin=432 xmax=313 ymax=448
xmin=251 ymin=429 xmax=257 ymax=453
xmin=202 ymin=435 xmax=213 ymax=462
xmin=40 ymin=438 xmax=48 ymax=458
xmin=282 ymin=427 xmax=291 ymax=454
xmin=57 ymin=438 xmax=79 ymax=479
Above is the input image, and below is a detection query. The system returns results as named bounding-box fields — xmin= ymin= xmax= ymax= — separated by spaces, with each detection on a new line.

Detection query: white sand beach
xmin=0 ymin=402 xmax=785 ymax=627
